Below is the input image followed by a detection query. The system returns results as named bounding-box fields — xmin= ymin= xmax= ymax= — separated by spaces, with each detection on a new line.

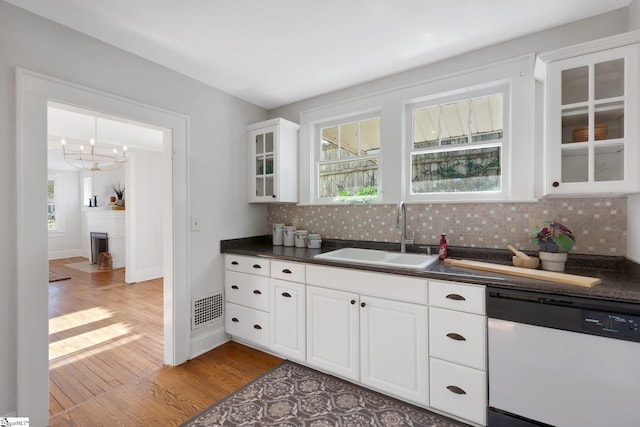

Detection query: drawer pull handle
xmin=446 ymin=293 xmax=466 ymax=301
xmin=282 ymin=269 xmax=292 ymax=274
xmin=360 ymin=302 xmax=366 ymax=308
xmin=446 ymin=333 xmax=466 ymax=341
xmin=282 ymin=292 xmax=292 ymax=298
xmin=231 ymin=285 xmax=239 ymax=290
xmin=351 ymin=300 xmax=356 ymax=305
xmin=253 ymin=290 xmax=262 ymax=295
xmin=231 ymin=261 xmax=239 ymax=265
xmin=252 ymin=264 xmax=262 ymax=269
xmin=231 ymin=317 xmax=239 ymax=323
xmin=446 ymin=385 xmax=466 ymax=395
xmin=253 ymin=324 xmax=262 ymax=330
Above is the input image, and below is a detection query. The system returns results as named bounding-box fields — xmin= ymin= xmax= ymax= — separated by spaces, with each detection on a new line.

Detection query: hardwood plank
xmin=48 ymin=257 xmax=283 ymax=424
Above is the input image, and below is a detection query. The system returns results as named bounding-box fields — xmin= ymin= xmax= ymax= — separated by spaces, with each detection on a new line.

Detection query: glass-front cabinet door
xmin=253 ymin=127 xmax=276 ymax=200
xmin=545 ymin=44 xmax=639 ymax=195
xmin=247 ymin=118 xmax=300 ymax=203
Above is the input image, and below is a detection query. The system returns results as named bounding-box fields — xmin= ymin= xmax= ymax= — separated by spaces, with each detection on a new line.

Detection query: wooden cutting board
xmin=444 ymin=258 xmax=601 ymax=288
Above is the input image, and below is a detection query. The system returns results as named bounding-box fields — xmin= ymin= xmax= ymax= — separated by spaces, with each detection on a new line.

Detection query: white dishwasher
xmin=486 ymin=286 xmax=640 ymax=427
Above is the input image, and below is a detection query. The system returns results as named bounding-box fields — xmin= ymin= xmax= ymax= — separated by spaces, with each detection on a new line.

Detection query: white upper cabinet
xmin=247 ymin=118 xmax=300 ymax=203
xmin=539 ymin=33 xmax=640 ymax=196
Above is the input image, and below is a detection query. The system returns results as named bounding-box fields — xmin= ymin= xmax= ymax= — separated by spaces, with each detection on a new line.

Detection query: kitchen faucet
xmin=396 ymin=201 xmax=414 ymax=253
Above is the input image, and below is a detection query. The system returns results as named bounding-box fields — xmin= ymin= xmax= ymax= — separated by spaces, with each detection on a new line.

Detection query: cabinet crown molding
xmin=538 ymin=30 xmax=640 ymax=64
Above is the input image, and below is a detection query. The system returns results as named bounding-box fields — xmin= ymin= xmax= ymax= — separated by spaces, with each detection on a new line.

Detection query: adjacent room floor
xmin=47 ymin=257 xmax=282 ymax=426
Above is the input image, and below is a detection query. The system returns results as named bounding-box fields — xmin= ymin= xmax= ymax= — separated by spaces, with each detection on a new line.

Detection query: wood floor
xmin=48 ymin=258 xmax=282 ymax=426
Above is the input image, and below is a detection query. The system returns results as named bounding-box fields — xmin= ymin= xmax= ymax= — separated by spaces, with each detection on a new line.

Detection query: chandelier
xmin=61 ymin=117 xmax=128 ymax=171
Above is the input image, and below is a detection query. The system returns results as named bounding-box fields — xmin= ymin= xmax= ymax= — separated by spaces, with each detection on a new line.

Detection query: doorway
xmin=16 ymin=68 xmax=190 ymax=425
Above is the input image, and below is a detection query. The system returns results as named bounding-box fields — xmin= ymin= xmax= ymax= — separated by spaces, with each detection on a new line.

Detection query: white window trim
xmin=404 ymin=81 xmax=511 ymax=202
xmin=298 ymin=54 xmax=536 ymax=205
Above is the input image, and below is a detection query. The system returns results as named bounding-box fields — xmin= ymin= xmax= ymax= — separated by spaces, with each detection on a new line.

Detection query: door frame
xmin=15 ymin=68 xmax=191 ymax=425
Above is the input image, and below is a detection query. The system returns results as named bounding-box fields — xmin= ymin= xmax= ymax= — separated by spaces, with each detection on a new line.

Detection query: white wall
xmin=128 ymin=150 xmax=164 ymax=282
xmin=1 ymin=1 xmax=268 ymax=419
xmin=47 ymin=170 xmax=83 ymax=259
xmin=271 ymin=9 xmax=628 ymax=122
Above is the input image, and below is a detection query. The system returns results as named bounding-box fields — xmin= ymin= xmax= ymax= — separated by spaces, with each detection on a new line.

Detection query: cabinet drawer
xmin=225 ymin=254 xmax=270 ymax=276
xmin=429 ymin=307 xmax=486 ymax=370
xmin=225 ymin=271 xmax=270 ymax=311
xmin=271 ymin=260 xmax=305 ymax=283
xmin=429 ymin=280 xmax=485 ymax=315
xmin=225 ymin=303 xmax=269 ymax=347
xmin=429 ymin=358 xmax=487 ymax=426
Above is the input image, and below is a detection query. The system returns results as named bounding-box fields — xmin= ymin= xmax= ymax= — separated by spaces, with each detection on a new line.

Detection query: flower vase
xmin=539 ymin=251 xmax=568 ymax=272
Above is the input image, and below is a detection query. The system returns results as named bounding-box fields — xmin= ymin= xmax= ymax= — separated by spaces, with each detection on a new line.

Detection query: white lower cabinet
xmin=270 ymin=278 xmax=306 ymax=362
xmin=306 ymin=284 xmax=429 ymax=405
xmin=224 ymin=255 xmax=270 ymax=348
xmin=360 ymin=295 xmax=428 ymax=405
xmin=225 ymin=303 xmax=270 ymax=347
xmin=429 ymin=279 xmax=487 ymax=425
xmin=306 ymin=285 xmax=360 ymax=380
xmin=430 ymin=358 xmax=487 ymax=425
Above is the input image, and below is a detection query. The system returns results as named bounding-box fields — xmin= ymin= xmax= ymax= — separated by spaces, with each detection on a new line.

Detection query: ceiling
xmin=7 ymin=0 xmax=631 ymax=109
xmin=47 ymin=103 xmax=164 ymax=171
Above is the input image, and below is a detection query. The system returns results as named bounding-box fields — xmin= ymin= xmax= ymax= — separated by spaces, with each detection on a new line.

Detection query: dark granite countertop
xmin=221 ymin=236 xmax=640 ymax=304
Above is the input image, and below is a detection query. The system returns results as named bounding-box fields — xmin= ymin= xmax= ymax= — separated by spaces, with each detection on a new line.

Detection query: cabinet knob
xmin=360 ymin=302 xmax=366 ymax=308
xmin=231 ymin=261 xmax=239 ymax=265
xmin=231 ymin=285 xmax=239 ymax=290
xmin=282 ymin=269 xmax=292 ymax=274
xmin=272 ymin=194 xmax=276 ymax=198
xmin=253 ymin=290 xmax=262 ymax=295
xmin=253 ymin=324 xmax=262 ymax=330
xmin=446 ymin=333 xmax=466 ymax=341
xmin=252 ymin=264 xmax=262 ymax=269
xmin=231 ymin=317 xmax=239 ymax=323
xmin=446 ymin=385 xmax=467 ymax=395
xmin=446 ymin=293 xmax=466 ymax=301
xmin=282 ymin=292 xmax=292 ymax=298
xmin=552 ymin=181 xmax=560 ymax=188
xmin=350 ymin=300 xmax=356 ymax=305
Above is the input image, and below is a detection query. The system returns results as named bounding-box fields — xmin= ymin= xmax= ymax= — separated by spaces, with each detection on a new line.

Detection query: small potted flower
xmin=112 ymin=183 xmax=125 ymax=207
xmin=530 ymin=222 xmax=575 ymax=272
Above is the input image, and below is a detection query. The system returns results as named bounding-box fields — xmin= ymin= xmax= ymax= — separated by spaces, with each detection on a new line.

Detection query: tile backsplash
xmin=267 ymin=198 xmax=627 ymax=256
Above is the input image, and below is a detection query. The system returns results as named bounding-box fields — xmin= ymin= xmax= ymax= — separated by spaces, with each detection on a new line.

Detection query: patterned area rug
xmin=49 ymin=271 xmax=71 ymax=282
xmin=181 ymin=360 xmax=467 ymax=427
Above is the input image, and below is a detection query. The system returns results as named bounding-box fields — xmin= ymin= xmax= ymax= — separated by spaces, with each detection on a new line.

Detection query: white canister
xmin=307 ymin=234 xmax=322 ymax=249
xmin=272 ymin=223 xmax=284 ymax=246
xmin=283 ymin=226 xmax=296 ymax=247
xmin=294 ymin=230 xmax=309 ymax=248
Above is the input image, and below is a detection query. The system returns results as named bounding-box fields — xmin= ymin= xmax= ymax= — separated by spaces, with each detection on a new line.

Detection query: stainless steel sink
xmin=313 ymin=247 xmax=439 ymax=270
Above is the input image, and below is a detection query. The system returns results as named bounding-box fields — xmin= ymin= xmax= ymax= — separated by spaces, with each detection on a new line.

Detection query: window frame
xmin=404 ymin=81 xmax=511 ymax=202
xmin=47 ymin=173 xmax=66 ymax=234
xmin=313 ymin=111 xmax=383 ymax=204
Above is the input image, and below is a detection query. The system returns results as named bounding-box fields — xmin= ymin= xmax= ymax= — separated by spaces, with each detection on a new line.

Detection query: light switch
xmin=191 ymin=216 xmax=201 ymax=232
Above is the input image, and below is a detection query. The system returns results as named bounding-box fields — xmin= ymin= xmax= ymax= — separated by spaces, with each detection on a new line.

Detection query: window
xmin=48 ymin=174 xmax=65 ymax=233
xmin=316 ymin=115 xmax=381 ymax=202
xmin=48 ymin=179 xmax=57 ymax=230
xmin=409 ymin=90 xmax=506 ymax=197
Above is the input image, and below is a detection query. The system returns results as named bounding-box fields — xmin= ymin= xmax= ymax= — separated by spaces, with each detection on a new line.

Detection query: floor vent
xmin=192 ymin=293 xmax=223 ymax=329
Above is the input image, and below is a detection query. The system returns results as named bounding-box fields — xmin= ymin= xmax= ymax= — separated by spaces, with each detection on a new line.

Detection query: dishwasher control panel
xmin=583 ymin=310 xmax=640 ymax=342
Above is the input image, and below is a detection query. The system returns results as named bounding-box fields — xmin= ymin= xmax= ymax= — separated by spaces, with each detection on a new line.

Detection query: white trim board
xmin=15 ymin=68 xmax=190 ymax=426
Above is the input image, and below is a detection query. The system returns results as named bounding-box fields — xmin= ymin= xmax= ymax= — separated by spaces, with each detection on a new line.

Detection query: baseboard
xmin=127 ymin=266 xmax=163 ymax=283
xmin=48 ymin=249 xmax=84 ymax=260
xmin=190 ymin=326 xmax=229 ymax=359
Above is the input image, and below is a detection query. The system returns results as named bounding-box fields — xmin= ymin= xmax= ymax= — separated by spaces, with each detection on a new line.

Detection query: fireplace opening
xmin=90 ymin=232 xmax=109 ymax=264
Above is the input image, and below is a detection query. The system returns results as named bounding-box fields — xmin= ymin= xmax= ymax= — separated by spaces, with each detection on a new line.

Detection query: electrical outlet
xmin=191 ymin=216 xmax=201 ymax=232
xmin=529 ymin=218 xmax=552 ymax=236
